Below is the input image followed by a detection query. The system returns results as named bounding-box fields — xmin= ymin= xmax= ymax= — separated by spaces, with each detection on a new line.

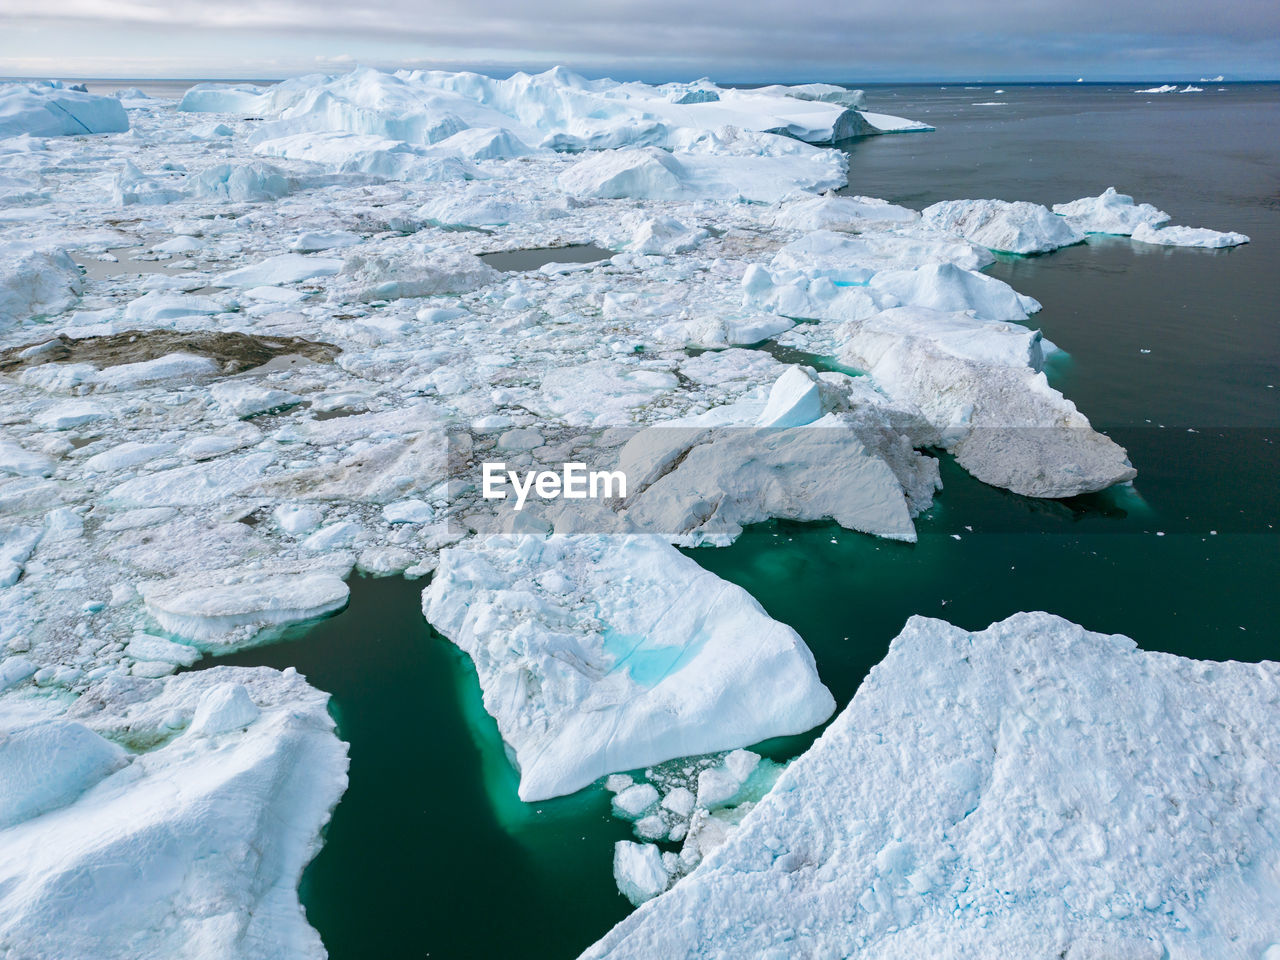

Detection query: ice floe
xmin=0 ymin=81 xmax=129 ymax=138
xmin=923 ymin=199 xmax=1086 ymax=254
xmin=0 ymin=667 xmax=347 ymax=960
xmin=422 ymin=534 xmax=834 ymax=800
xmin=1052 ymin=186 xmax=1170 ymax=235
xmin=584 ymin=612 xmax=1280 ymax=959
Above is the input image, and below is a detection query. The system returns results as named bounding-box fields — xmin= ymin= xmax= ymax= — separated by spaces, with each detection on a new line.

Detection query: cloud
xmin=2 ymin=0 xmax=1277 ymax=79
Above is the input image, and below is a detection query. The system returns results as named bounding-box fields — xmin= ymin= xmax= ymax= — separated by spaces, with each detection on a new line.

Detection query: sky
xmin=2 ymin=0 xmax=1278 ymax=82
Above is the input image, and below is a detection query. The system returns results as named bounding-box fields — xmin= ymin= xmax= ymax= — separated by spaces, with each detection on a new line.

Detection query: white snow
xmin=584 ymin=612 xmax=1280 ymax=960
xmin=422 ymin=534 xmax=835 ymax=801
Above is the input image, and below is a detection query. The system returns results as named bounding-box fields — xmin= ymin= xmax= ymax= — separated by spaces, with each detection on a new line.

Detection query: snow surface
xmin=422 ymin=534 xmax=835 ymax=800
xmin=584 ymin=612 xmax=1280 ymax=960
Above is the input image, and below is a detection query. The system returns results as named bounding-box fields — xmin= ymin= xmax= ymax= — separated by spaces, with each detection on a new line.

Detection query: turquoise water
xmin=207 ymin=83 xmax=1277 ymax=959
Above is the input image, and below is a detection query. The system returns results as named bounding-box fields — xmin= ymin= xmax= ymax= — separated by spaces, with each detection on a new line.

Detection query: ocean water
xmin=205 ymin=83 xmax=1279 ymax=958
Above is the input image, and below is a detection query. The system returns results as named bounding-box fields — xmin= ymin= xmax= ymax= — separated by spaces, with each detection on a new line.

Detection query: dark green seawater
xmin=209 ymin=83 xmax=1279 ymax=959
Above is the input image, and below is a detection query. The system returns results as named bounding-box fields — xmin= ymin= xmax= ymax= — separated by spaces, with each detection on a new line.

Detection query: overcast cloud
xmin=2 ymin=0 xmax=1277 ymax=80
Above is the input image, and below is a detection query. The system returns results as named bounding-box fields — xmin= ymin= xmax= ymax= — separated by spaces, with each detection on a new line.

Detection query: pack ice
xmin=584 ymin=613 xmax=1280 ymax=960
xmin=422 ymin=534 xmax=834 ymax=801
xmin=0 ymin=60 xmax=1254 ymax=954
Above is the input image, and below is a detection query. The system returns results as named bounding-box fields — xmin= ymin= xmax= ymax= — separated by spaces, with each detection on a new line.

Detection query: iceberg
xmin=138 ymin=568 xmax=350 ymax=649
xmin=922 ymin=199 xmax=1085 ymax=254
xmin=583 ymin=612 xmax=1280 ymax=960
xmin=176 ymin=66 xmax=924 ymax=151
xmin=615 ymin=367 xmax=939 ymax=543
xmin=1052 ymin=186 xmax=1170 ymax=235
xmin=0 ymin=81 xmax=129 ymax=138
xmin=422 ymin=534 xmax=835 ymax=801
xmin=837 ymin=307 xmax=1135 ymax=497
xmin=1132 ymin=222 xmax=1250 ymax=248
xmin=0 ymin=244 xmax=83 ymax=331
xmin=0 ymin=667 xmax=347 ymax=960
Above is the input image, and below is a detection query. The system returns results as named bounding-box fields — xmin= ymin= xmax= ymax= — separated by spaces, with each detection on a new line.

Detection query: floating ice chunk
xmin=253 ymin=131 xmax=477 ymax=182
xmin=756 ymin=366 xmax=826 ymax=428
xmin=868 ymin=261 xmax=1040 ymax=322
xmin=858 ymin=110 xmax=936 ymax=133
xmin=290 ymin=230 xmax=361 ymax=253
xmin=34 ymin=399 xmax=112 ymax=430
xmin=94 ymin=353 xmax=221 ymax=389
xmin=140 ymin=569 xmax=350 ymax=648
xmin=662 ymin=786 xmax=696 ymax=817
xmin=1135 ymin=84 xmax=1179 ymax=94
xmin=125 ymin=633 xmax=201 ymax=667
xmin=613 ymin=841 xmax=671 ymax=906
xmin=419 ymin=187 xmax=556 ymax=227
xmin=274 ymin=504 xmax=323 ymax=534
xmin=122 ymin=290 xmax=225 ymax=323
xmin=626 ymin=215 xmax=708 ymax=255
xmin=559 ymin=147 xmax=690 ymax=201
xmin=838 ymin=307 xmax=1135 ymax=497
xmin=613 ymin=782 xmax=660 ymax=818
xmin=188 ymin=683 xmax=260 ymax=736
xmin=771 ymin=229 xmax=996 ymax=279
xmin=82 ymin=440 xmax=175 ymax=474
xmin=1052 ymin=187 xmax=1170 ymax=235
xmin=433 ymin=126 xmax=533 ymax=159
xmin=0 ymin=441 xmax=54 ymax=478
xmin=0 ymin=244 xmax=83 ymax=330
xmin=0 ymin=81 xmax=128 ymax=138
xmin=422 ymin=534 xmax=835 ymax=800
xmin=216 ymin=254 xmax=342 ymax=288
xmin=209 ymin=381 xmax=303 ymax=418
xmin=108 ymin=160 xmax=184 ymax=207
xmin=772 ymin=194 xmax=918 ymax=232
xmin=0 ymin=656 xmax=37 ymax=691
xmin=187 ymin=161 xmax=294 ymax=202
xmin=0 ymin=722 xmax=127 ymax=829
xmin=382 ymin=499 xmax=434 ymax=524
xmin=178 ymin=81 xmax=271 ymax=113
xmin=1131 ymin=222 xmax=1250 ymax=248
xmin=0 ymin=668 xmax=347 ymax=959
xmin=583 ymin=612 xmax=1280 ymax=959
xmin=191 ymin=121 xmax=234 ymax=139
xmin=329 ymin=248 xmax=499 ymax=301
xmin=923 ymin=199 xmax=1086 ymax=254
xmin=617 ymin=397 xmax=930 ymax=544
xmin=657 ymin=313 xmax=796 ymax=349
